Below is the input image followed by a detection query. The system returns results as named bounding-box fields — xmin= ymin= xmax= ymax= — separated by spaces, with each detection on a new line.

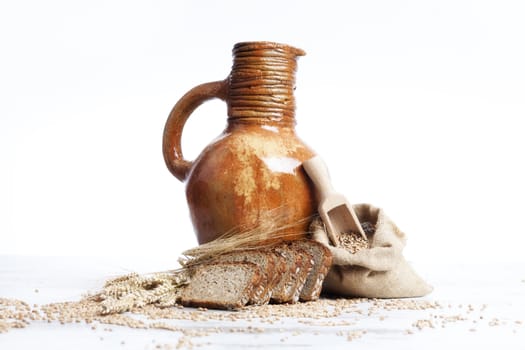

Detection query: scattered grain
xmin=413 ymin=319 xmax=435 ymax=330
xmin=0 ymin=298 xmax=35 ymax=333
xmin=346 ymin=330 xmax=365 ymax=341
xmin=1 ymin=271 xmax=520 ymax=348
xmin=489 ymin=318 xmax=500 ymax=327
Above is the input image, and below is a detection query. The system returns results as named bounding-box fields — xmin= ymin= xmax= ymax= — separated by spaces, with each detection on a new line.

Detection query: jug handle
xmin=162 ymin=79 xmax=228 ymax=181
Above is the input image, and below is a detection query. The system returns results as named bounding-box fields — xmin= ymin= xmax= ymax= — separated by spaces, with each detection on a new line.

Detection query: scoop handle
xmin=302 ymin=156 xmax=334 ymax=201
xmin=303 ymin=156 xmax=342 ymax=246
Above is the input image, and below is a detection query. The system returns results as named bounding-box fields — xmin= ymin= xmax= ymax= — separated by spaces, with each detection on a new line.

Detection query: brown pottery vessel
xmin=163 ymin=41 xmax=316 ymax=244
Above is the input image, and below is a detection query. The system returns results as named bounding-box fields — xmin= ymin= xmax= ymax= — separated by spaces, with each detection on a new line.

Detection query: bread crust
xmin=270 ymin=245 xmax=303 ymax=304
xmin=296 ymin=240 xmax=333 ymax=301
xmin=288 ymin=242 xmax=316 ymax=303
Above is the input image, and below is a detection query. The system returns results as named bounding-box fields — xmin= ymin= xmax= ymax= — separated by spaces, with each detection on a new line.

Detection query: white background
xmin=1 ymin=0 xmax=524 ymax=264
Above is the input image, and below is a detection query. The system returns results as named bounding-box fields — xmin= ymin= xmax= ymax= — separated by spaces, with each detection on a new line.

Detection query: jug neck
xmin=227 ymin=42 xmax=305 ymax=126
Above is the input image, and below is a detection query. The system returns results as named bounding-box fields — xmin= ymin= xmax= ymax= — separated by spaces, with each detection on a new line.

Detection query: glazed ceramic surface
xmin=163 ymin=42 xmax=316 ymax=244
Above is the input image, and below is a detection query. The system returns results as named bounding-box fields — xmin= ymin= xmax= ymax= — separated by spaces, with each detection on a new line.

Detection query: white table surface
xmin=1 ymin=255 xmax=524 ymax=349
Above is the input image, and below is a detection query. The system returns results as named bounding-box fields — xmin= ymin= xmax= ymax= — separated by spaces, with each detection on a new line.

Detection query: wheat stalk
xmin=82 ymin=209 xmax=315 ymax=315
xmin=85 ymin=270 xmax=190 ymax=315
xmin=180 ymin=209 xmax=315 ymax=268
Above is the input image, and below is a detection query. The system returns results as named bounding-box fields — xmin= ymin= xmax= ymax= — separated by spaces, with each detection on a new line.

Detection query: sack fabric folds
xmin=311 ymin=203 xmax=433 ymax=298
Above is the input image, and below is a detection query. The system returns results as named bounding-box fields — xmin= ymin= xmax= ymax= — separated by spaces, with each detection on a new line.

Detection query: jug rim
xmin=233 ymin=41 xmax=306 ymax=56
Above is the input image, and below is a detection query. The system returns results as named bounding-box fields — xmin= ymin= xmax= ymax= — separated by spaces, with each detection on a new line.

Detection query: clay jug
xmin=163 ymin=41 xmax=316 ymax=244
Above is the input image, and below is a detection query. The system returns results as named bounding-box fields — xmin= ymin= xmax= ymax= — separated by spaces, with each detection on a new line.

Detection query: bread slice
xmin=180 ymin=262 xmax=262 ymax=310
xmin=287 ymin=242 xmax=315 ymax=303
xmin=265 ymin=250 xmax=288 ymax=301
xmin=269 ymin=242 xmax=316 ymax=304
xmin=294 ymin=240 xmax=333 ymax=301
xmin=213 ymin=249 xmax=273 ymax=305
xmin=270 ymin=244 xmax=302 ymax=304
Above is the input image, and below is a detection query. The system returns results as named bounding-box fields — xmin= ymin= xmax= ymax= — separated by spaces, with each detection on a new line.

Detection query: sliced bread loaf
xmin=180 ymin=262 xmax=262 ymax=310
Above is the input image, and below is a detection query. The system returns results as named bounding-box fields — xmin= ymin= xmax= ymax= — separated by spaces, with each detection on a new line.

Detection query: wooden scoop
xmin=302 ymin=156 xmax=366 ymax=247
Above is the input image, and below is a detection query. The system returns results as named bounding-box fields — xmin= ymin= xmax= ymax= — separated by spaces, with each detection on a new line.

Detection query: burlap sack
xmin=311 ymin=203 xmax=433 ymax=298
